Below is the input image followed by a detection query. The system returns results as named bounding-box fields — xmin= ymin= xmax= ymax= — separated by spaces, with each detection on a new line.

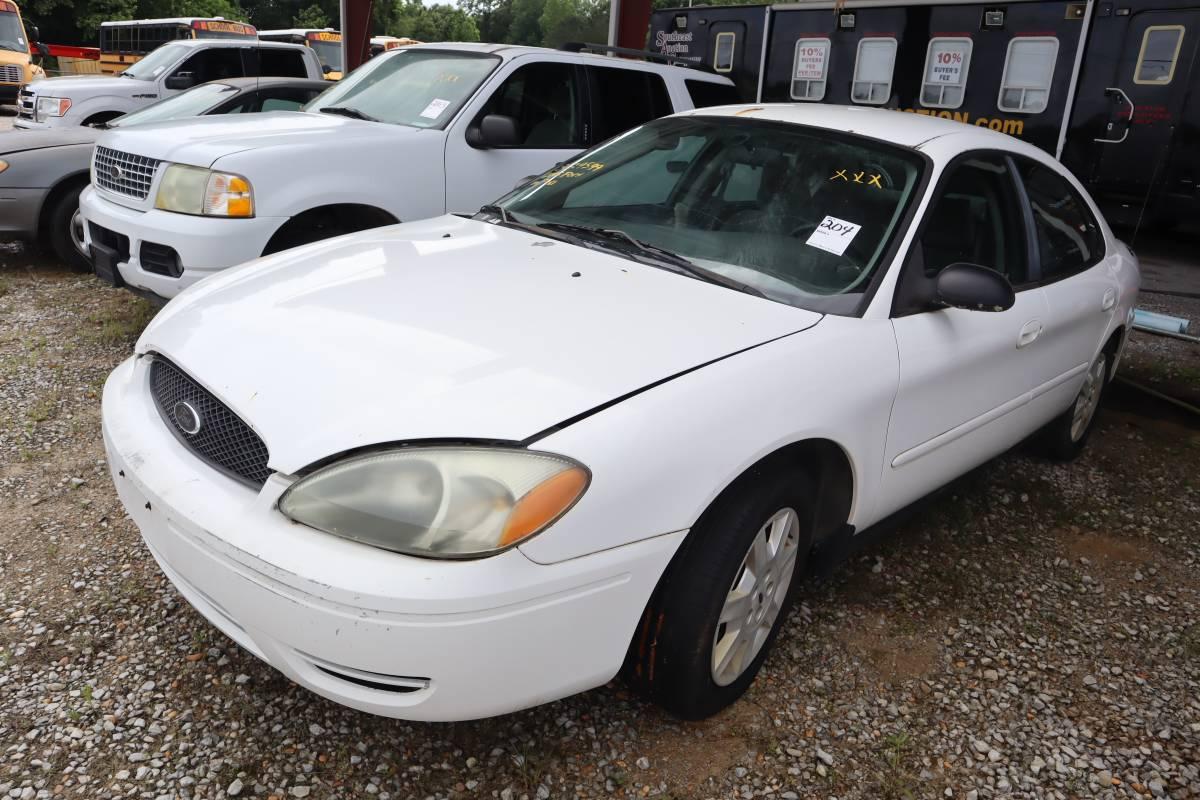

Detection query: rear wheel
xmin=45 ymin=183 xmax=90 ymax=272
xmin=623 ymin=467 xmax=813 ymax=719
xmin=1041 ymin=352 xmax=1108 ymax=461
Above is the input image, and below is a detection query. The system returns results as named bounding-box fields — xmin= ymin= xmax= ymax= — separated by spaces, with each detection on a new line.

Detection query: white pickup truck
xmin=77 ymin=43 xmax=739 ymax=300
xmin=15 ymin=39 xmax=323 ymax=129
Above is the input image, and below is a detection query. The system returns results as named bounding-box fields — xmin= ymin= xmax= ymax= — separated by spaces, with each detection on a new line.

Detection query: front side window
xmin=121 ymin=42 xmax=189 ymax=79
xmin=919 ymin=154 xmax=1027 ymax=283
xmin=713 ymin=31 xmax=736 ymax=72
xmin=921 ymin=37 xmax=973 ymax=109
xmin=852 ymin=37 xmax=898 ymax=105
xmin=1016 ymin=159 xmax=1103 ymax=280
xmin=305 ymin=49 xmax=499 ymax=128
xmin=1135 ymin=25 xmax=1185 ymax=84
xmin=998 ymin=37 xmax=1059 ymax=113
xmin=474 ymin=61 xmax=583 ymax=147
xmin=791 ymin=38 xmax=831 ymax=101
xmin=498 ymin=117 xmax=925 ymax=314
xmin=0 ymin=11 xmax=24 ymax=53
xmin=588 ymin=66 xmax=671 ymax=143
xmin=175 ymin=47 xmax=245 ymax=83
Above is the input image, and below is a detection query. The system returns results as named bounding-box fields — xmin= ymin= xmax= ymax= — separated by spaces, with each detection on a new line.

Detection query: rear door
xmin=1090 ymin=8 xmax=1200 ymax=215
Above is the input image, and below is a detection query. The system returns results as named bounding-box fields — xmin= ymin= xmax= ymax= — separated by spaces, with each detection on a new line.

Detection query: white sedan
xmin=101 ymin=105 xmax=1138 ymax=722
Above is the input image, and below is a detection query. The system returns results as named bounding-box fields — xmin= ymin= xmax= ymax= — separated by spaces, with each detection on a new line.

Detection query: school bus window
xmin=791 ymin=37 xmax=831 ymax=102
xmin=1134 ymin=25 xmax=1184 ymax=84
xmin=713 ymin=32 xmax=736 ymax=73
xmin=998 ymin=36 xmax=1059 ymax=113
xmin=921 ymin=37 xmax=973 ymax=110
xmin=852 ymin=37 xmax=897 ymax=105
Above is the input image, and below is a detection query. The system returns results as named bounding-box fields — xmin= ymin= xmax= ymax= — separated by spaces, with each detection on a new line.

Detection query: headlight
xmin=278 ymin=447 xmax=590 ymax=558
xmin=35 ymin=96 xmax=71 ymax=121
xmin=0 ymin=160 xmax=8 ymax=174
xmin=154 ymin=164 xmax=254 ymax=217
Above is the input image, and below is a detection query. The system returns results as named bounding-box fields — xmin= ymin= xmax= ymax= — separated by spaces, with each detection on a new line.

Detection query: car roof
xmin=208 ymin=76 xmax=330 ymax=91
xmin=682 ymin=103 xmax=1045 ymax=153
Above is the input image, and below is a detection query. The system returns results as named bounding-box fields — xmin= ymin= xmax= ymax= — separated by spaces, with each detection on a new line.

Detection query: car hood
xmin=27 ymin=75 xmax=139 ymax=98
xmin=139 ymin=216 xmax=822 ymax=473
xmin=0 ymin=127 xmax=98 ymax=155
xmin=93 ymin=111 xmax=404 ymax=168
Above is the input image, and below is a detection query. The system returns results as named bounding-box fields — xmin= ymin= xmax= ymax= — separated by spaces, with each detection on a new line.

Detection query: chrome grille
xmin=0 ymin=65 xmax=19 ymax=83
xmin=94 ymin=145 xmax=161 ymax=200
xmin=149 ymin=357 xmax=271 ymax=488
xmin=17 ymin=88 xmax=34 ymax=120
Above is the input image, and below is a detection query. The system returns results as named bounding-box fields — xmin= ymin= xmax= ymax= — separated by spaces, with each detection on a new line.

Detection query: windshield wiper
xmin=318 ymin=106 xmax=378 ymax=122
xmin=535 ymin=223 xmax=767 ymax=298
xmin=478 ymin=204 xmax=510 ymax=224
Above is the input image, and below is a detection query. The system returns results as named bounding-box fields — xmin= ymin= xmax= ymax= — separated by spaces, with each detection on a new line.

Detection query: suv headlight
xmin=154 ymin=164 xmax=254 ymax=217
xmin=279 ymin=447 xmax=590 ymax=559
xmin=35 ymin=96 xmax=71 ymax=121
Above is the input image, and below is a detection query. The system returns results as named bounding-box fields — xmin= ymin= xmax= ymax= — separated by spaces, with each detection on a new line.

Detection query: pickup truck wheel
xmin=45 ymin=183 xmax=91 ymax=273
xmin=622 ymin=468 xmax=813 ymax=720
xmin=1041 ymin=352 xmax=1108 ymax=461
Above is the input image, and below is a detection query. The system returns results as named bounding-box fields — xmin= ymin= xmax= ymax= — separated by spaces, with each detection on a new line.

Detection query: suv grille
xmin=149 ymin=357 xmax=272 ymax=488
xmin=94 ymin=146 xmax=161 ymax=200
xmin=0 ymin=65 xmax=19 ymax=83
xmin=17 ymin=87 xmax=33 ymax=120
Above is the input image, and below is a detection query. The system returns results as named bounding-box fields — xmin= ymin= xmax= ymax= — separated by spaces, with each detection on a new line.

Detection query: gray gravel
xmin=1 ymin=245 xmax=1198 ymax=800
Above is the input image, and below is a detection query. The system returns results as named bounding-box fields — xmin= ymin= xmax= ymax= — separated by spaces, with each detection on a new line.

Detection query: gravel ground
xmin=1 ymin=243 xmax=1198 ymax=800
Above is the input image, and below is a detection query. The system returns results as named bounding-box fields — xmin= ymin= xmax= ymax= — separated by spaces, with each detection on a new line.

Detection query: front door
xmin=443 ymin=58 xmax=587 ymax=214
xmin=1091 ymin=8 xmax=1200 ymax=220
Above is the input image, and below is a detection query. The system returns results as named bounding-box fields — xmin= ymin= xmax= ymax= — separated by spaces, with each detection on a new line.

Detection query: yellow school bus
xmin=260 ymin=28 xmax=342 ymax=80
xmin=97 ymin=17 xmax=256 ymax=74
xmin=0 ymin=0 xmax=44 ymax=103
xmin=369 ymin=35 xmax=421 ymax=58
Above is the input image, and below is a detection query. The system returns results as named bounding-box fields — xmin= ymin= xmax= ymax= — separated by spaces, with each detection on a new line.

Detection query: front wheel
xmin=1041 ymin=351 xmax=1108 ymax=461
xmin=45 ymin=183 xmax=91 ymax=272
xmin=623 ymin=467 xmax=813 ymax=719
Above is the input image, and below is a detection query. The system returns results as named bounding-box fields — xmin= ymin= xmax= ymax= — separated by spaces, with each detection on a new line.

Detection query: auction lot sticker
xmin=805 ymin=215 xmax=861 ymax=256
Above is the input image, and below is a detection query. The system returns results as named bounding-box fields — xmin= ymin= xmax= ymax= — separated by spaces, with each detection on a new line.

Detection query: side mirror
xmin=27 ymin=24 xmax=40 ymax=43
xmin=467 ymin=114 xmax=521 ymax=149
xmin=322 ymin=64 xmax=333 ymax=75
xmin=933 ymin=262 xmax=1015 ymax=312
xmin=164 ymin=72 xmax=196 ymax=90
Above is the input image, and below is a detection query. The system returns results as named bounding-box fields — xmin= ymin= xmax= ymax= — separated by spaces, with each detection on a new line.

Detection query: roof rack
xmin=558 ymin=42 xmax=717 ymax=73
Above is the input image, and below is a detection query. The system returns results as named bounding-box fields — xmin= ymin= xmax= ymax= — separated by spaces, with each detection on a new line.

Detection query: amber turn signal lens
xmin=499 ymin=467 xmax=589 ymax=547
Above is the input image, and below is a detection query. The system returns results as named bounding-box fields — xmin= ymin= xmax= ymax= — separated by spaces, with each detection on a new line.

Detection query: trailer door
xmin=1091 ymin=8 xmax=1200 ymax=222
xmin=708 ymin=20 xmax=747 ymax=76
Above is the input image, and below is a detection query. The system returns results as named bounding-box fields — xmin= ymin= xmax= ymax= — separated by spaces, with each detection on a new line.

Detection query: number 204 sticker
xmin=805 ymin=215 xmax=862 ymax=256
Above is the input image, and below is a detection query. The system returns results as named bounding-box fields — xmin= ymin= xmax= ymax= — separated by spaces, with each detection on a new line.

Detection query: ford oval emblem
xmin=109 ymin=164 xmax=123 ymax=181
xmin=173 ymin=401 xmax=202 ymax=435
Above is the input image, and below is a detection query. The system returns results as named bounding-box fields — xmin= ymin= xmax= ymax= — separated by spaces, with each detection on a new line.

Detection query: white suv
xmin=77 ymin=43 xmax=738 ymax=300
xmin=15 ymin=39 xmax=324 ymax=129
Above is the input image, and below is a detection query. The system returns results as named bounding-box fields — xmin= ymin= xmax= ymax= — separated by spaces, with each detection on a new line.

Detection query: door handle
xmin=1017 ymin=320 xmax=1043 ymax=349
xmin=1102 ymin=288 xmax=1117 ymax=312
xmin=1094 ymin=87 xmax=1135 ymax=144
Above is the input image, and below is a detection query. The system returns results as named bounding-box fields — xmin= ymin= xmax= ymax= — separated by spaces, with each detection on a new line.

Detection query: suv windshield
xmin=497 ymin=116 xmax=925 ymax=314
xmin=0 ymin=11 xmax=26 ymax=52
xmin=122 ymin=42 xmax=188 ymax=79
xmin=305 ymin=49 xmax=499 ymax=128
xmin=111 ymin=81 xmax=236 ymax=127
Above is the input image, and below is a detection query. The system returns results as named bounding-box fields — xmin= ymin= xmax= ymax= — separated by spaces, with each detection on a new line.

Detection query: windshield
xmin=305 ymin=49 xmax=498 ymax=128
xmin=308 ymin=38 xmax=342 ymax=72
xmin=0 ymin=11 xmax=26 ymax=53
xmin=497 ymin=116 xmax=925 ymax=314
xmin=111 ymin=81 xmax=235 ymax=127
xmin=121 ymin=42 xmax=188 ymax=79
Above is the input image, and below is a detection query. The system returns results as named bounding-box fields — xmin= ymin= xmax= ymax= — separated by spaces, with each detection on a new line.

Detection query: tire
xmin=1041 ymin=351 xmax=1108 ymax=461
xmin=622 ymin=467 xmax=813 ymax=720
xmin=45 ymin=183 xmax=91 ymax=273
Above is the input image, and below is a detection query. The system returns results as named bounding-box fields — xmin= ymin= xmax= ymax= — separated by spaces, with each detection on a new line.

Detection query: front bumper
xmin=0 ymin=186 xmax=44 ymax=239
xmin=79 ymin=186 xmax=285 ymax=300
xmin=102 ymin=355 xmax=683 ymax=721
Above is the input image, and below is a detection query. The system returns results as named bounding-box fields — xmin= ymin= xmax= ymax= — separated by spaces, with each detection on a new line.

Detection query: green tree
xmin=539 ymin=0 xmax=607 ymax=48
xmin=505 ymin=0 xmax=545 ymax=46
xmin=291 ymin=2 xmax=330 ymax=28
xmin=459 ymin=0 xmax=513 ymax=43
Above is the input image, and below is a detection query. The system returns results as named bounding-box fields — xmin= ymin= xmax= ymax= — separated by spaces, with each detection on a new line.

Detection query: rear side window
xmin=686 ymin=79 xmax=741 ymax=108
xmin=998 ymin=37 xmax=1059 ymax=113
xmin=249 ymin=48 xmax=310 ymax=78
xmin=852 ymin=37 xmax=898 ymax=105
xmin=587 ymin=66 xmax=672 ymax=143
xmin=921 ymin=37 xmax=973 ymax=109
xmin=1017 ymin=160 xmax=1104 ymax=280
xmin=791 ymin=38 xmax=831 ymax=101
xmin=1134 ymin=25 xmax=1185 ymax=84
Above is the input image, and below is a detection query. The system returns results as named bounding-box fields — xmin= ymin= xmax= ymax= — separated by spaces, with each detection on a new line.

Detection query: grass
xmin=876 ymin=731 xmax=916 ymax=800
xmin=86 ymin=299 xmax=158 ymax=346
xmin=25 ymin=390 xmax=60 ymax=423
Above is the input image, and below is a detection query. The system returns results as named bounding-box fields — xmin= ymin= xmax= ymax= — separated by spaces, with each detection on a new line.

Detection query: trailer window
xmin=1134 ymin=25 xmax=1185 ymax=84
xmin=921 ymin=37 xmax=973 ymax=109
xmin=713 ymin=32 xmax=736 ymax=73
xmin=997 ymin=37 xmax=1059 ymax=113
xmin=791 ymin=38 xmax=831 ymax=101
xmin=852 ymin=37 xmax=897 ymax=105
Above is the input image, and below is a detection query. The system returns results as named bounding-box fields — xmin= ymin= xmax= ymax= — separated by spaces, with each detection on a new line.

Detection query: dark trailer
xmin=650 ymin=0 xmax=1200 ymax=229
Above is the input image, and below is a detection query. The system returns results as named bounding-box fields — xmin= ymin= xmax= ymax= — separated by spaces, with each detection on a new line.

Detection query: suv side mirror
xmin=165 ymin=72 xmax=197 ymax=90
xmin=933 ymin=263 xmax=1015 ymax=312
xmin=322 ymin=64 xmax=333 ymax=75
xmin=467 ymin=114 xmax=521 ymax=149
